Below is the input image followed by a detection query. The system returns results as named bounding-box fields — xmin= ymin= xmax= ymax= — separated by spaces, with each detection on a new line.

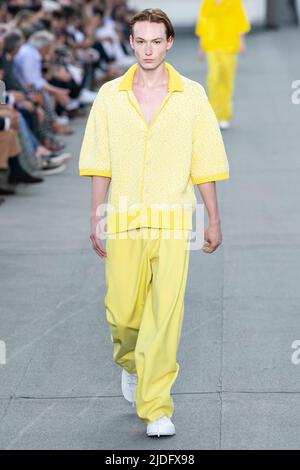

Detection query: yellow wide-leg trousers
xmin=206 ymin=51 xmax=238 ymax=121
xmin=105 ymin=228 xmax=191 ymax=424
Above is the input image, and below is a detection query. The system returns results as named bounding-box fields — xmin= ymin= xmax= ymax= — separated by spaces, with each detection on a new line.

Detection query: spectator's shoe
xmin=40 ymin=160 xmax=64 ymax=170
xmin=8 ymin=157 xmax=44 ymax=185
xmin=8 ymin=174 xmax=43 ymax=185
xmin=65 ymin=99 xmax=80 ymax=111
xmin=55 ymin=115 xmax=70 ymax=126
xmin=147 ymin=416 xmax=176 ymax=437
xmin=218 ymin=120 xmax=231 ymax=130
xmin=66 ymin=107 xmax=86 ymax=119
xmin=0 ymin=186 xmax=16 ymax=195
xmin=40 ymin=153 xmax=72 ymax=169
xmin=47 ymin=152 xmax=72 ymax=165
xmin=33 ymin=164 xmax=67 ymax=177
xmin=95 ymin=68 xmax=106 ymax=80
xmin=266 ymin=23 xmax=279 ymax=30
xmin=121 ymin=368 xmax=138 ymax=407
xmin=79 ymin=88 xmax=97 ymax=105
xmin=0 ymin=169 xmax=16 ymax=194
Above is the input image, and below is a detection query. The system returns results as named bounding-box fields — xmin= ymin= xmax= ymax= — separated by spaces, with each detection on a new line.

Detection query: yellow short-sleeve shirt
xmin=79 ymin=62 xmax=229 ymax=233
xmin=195 ymin=0 xmax=251 ymax=52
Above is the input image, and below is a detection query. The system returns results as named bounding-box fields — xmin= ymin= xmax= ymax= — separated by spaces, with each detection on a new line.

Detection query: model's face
xmin=130 ymin=21 xmax=174 ymax=69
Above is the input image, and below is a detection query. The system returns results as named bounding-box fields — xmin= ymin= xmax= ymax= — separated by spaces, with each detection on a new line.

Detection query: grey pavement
xmin=0 ymin=26 xmax=300 ymax=450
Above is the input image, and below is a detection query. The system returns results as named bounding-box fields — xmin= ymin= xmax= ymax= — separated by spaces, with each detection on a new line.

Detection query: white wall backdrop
xmin=127 ymin=0 xmax=267 ymax=27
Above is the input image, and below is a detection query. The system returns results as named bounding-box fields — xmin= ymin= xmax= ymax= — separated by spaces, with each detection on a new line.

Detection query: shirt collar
xmin=118 ymin=61 xmax=184 ymax=92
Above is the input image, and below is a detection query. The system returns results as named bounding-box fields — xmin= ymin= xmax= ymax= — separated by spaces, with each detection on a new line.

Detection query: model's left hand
xmin=202 ymin=221 xmax=222 ymax=253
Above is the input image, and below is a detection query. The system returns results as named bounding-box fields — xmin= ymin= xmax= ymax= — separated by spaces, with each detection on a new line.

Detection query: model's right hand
xmin=90 ymin=216 xmax=107 ymax=258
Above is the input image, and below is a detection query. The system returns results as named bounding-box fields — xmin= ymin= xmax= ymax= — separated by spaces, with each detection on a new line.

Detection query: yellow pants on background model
xmin=206 ymin=51 xmax=238 ymax=121
xmin=105 ymin=227 xmax=191 ymax=424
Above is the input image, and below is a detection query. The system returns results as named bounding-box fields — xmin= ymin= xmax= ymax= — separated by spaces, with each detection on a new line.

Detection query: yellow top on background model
xmin=195 ymin=0 xmax=251 ymax=52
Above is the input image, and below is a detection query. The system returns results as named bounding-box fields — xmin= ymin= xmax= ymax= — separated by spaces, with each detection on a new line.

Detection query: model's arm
xmin=197 ymin=39 xmax=205 ymax=61
xmin=239 ymin=34 xmax=247 ymax=54
xmin=197 ymin=181 xmax=222 ymax=254
xmin=90 ymin=175 xmax=111 ymax=258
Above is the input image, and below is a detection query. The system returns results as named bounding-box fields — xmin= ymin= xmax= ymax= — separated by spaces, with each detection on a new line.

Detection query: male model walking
xmin=79 ymin=8 xmax=229 ymax=438
xmin=196 ymin=0 xmax=251 ymax=129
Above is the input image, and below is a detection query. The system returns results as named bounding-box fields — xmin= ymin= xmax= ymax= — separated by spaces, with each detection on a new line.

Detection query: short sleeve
xmin=236 ymin=0 xmax=251 ymax=34
xmin=79 ymin=87 xmax=112 ymax=177
xmin=191 ymin=85 xmax=230 ymax=185
xmin=195 ymin=6 xmax=204 ymax=37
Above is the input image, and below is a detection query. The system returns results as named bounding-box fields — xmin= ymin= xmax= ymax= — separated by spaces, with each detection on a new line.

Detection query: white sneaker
xmin=147 ymin=416 xmax=176 ymax=437
xmin=95 ymin=68 xmax=106 ymax=80
xmin=55 ymin=116 xmax=70 ymax=126
xmin=121 ymin=368 xmax=138 ymax=407
xmin=218 ymin=120 xmax=231 ymax=130
xmin=79 ymin=89 xmax=98 ymax=105
xmin=65 ymin=99 xmax=80 ymax=111
xmin=33 ymin=164 xmax=67 ymax=176
xmin=48 ymin=153 xmax=72 ymax=165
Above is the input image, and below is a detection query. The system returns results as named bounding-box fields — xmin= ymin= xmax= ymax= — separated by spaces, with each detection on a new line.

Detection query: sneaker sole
xmin=49 ymin=153 xmax=72 ymax=165
xmin=147 ymin=428 xmax=176 ymax=437
xmin=33 ymin=165 xmax=67 ymax=176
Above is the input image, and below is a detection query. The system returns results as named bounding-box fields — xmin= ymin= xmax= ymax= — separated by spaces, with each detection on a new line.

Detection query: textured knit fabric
xmin=79 ymin=61 xmax=229 ymax=233
xmin=195 ymin=0 xmax=251 ymax=53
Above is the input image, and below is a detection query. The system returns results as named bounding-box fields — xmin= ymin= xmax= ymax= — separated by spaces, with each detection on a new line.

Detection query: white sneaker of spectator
xmin=47 ymin=153 xmax=72 ymax=165
xmin=66 ymin=64 xmax=84 ymax=85
xmin=55 ymin=116 xmax=70 ymax=126
xmin=33 ymin=164 xmax=67 ymax=177
xmin=94 ymin=68 xmax=107 ymax=80
xmin=65 ymin=99 xmax=80 ymax=111
xmin=79 ymin=89 xmax=97 ymax=105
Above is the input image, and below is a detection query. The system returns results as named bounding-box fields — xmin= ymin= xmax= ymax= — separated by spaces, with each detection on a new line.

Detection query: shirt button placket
xmin=143 ymin=129 xmax=150 ymax=197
